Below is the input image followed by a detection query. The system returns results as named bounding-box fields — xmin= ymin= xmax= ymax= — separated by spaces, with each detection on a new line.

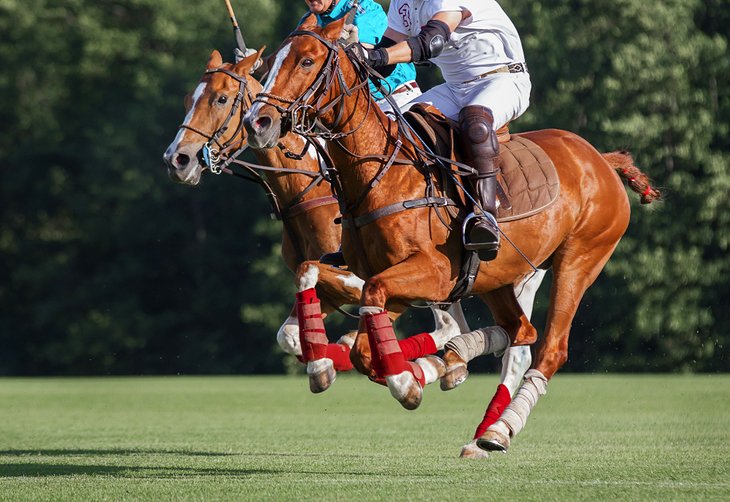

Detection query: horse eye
xmin=301 ymin=58 xmax=314 ymax=68
xmin=217 ymin=95 xmax=228 ymax=104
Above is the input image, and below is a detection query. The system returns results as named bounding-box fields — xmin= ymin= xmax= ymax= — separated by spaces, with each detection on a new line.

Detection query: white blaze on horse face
xmin=166 ymin=82 xmax=207 ymax=155
xmin=248 ymin=41 xmax=291 ymax=118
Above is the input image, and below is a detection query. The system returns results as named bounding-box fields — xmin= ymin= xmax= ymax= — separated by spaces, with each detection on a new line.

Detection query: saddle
xmin=403 ymin=103 xmax=560 ymax=222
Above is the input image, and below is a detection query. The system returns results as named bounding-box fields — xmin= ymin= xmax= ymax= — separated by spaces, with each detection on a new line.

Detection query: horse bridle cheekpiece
xmin=253 ymin=30 xmax=369 ymax=140
xmin=178 ymin=67 xmax=254 ymax=174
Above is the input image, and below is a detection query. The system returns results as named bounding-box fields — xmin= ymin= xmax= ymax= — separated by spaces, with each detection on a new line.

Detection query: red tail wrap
xmin=399 ymin=333 xmax=438 ymax=360
xmin=473 ymin=384 xmax=512 ymax=439
xmin=295 ymin=288 xmax=328 ymax=361
xmin=325 ymin=343 xmax=354 ymax=371
xmin=364 ymin=311 xmax=409 ymax=377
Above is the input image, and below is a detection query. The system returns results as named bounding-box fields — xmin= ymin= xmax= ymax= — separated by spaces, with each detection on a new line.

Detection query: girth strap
xmin=341 ymin=196 xmax=457 ymax=229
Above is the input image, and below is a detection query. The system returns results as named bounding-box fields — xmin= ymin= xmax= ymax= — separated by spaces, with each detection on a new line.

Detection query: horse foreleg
xmin=478 ymin=240 xmax=620 ymax=453
xmin=355 ymin=256 xmax=456 ymax=410
xmin=291 ymin=261 xmax=364 ymax=393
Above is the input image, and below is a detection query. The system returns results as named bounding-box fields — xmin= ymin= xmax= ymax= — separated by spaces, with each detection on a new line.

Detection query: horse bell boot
xmin=459 ymin=105 xmax=501 ymax=261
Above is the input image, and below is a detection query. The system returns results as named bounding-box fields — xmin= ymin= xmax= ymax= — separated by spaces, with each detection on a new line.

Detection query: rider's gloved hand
xmin=234 ymin=48 xmax=262 ymax=71
xmin=340 ymin=23 xmax=359 ymax=45
xmin=352 ymin=43 xmax=389 ymax=70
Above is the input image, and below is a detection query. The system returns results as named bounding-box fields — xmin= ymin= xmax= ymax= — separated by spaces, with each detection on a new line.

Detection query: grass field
xmin=0 ymin=374 xmax=728 ymax=501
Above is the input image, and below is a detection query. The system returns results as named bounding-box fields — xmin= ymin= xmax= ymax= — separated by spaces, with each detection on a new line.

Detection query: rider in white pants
xmin=357 ymin=0 xmax=531 ymax=261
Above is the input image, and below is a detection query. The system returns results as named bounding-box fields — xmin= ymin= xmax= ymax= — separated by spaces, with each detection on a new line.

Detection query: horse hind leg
xmin=478 ymin=239 xmax=622 ymax=453
xmin=460 ymin=270 xmax=546 ymax=458
xmin=442 ymin=280 xmax=539 ymax=391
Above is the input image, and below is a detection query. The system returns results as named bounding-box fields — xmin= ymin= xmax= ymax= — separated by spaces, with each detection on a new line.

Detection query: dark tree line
xmin=0 ymin=0 xmax=727 ymax=375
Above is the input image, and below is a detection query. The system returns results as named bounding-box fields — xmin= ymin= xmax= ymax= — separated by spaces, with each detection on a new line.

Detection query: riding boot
xmin=459 ymin=105 xmax=501 ymax=261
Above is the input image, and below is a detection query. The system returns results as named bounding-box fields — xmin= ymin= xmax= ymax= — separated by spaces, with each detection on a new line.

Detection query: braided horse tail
xmin=602 ymin=151 xmax=661 ymax=204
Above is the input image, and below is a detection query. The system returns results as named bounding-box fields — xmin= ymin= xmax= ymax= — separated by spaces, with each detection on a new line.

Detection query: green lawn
xmin=0 ymin=374 xmax=728 ymax=501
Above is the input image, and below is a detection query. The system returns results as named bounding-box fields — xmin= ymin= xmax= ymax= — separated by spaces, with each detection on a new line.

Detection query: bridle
xmin=175 ymin=62 xmax=340 ymax=262
xmin=177 ymin=66 xmax=255 ymax=175
xmin=252 ymin=30 xmax=372 ymax=141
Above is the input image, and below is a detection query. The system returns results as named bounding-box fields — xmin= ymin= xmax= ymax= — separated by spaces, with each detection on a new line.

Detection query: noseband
xmin=252 ymin=30 xmax=371 ymax=140
xmin=177 ymin=67 xmax=254 ymax=174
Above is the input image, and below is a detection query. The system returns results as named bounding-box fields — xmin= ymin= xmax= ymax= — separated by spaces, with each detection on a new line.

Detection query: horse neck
xmin=323 ymin=85 xmax=418 ymax=207
xmin=251 ymin=134 xmax=329 ymax=203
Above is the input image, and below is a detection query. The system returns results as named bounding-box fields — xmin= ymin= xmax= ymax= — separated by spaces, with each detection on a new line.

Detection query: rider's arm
xmin=384 ymin=11 xmax=465 ymax=64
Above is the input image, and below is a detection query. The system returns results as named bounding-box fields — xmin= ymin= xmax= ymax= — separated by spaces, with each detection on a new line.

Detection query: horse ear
xmin=299 ymin=12 xmax=318 ymax=30
xmin=207 ymin=50 xmax=223 ymax=70
xmin=234 ymin=46 xmax=267 ymax=76
xmin=322 ymin=17 xmax=346 ymax=42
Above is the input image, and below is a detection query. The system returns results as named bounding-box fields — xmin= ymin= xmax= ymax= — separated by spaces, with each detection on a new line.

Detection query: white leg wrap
xmin=415 ymin=357 xmax=444 ymax=385
xmin=276 ymin=315 xmax=301 ymax=356
xmin=297 ymin=264 xmax=319 ymax=291
xmin=500 ymin=345 xmax=532 ymax=396
xmin=427 ymin=308 xmax=462 ymax=350
xmin=444 ymin=326 xmax=509 ymax=362
xmin=494 ymin=369 xmax=548 ymax=437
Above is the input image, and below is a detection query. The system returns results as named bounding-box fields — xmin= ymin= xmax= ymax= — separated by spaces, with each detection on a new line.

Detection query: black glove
xmin=353 ymin=44 xmax=389 ymax=70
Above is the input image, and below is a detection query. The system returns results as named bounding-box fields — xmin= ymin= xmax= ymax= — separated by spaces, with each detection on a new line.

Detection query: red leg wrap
xmin=295 ymin=288 xmax=327 ymax=362
xmin=407 ymin=361 xmax=426 ymax=388
xmin=399 ymin=333 xmax=438 ymax=360
xmin=473 ymin=384 xmax=512 ymax=439
xmin=325 ymin=343 xmax=353 ymax=372
xmin=364 ymin=311 xmax=409 ymax=377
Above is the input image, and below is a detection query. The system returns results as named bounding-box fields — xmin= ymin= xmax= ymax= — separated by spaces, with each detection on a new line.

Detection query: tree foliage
xmin=0 ymin=0 xmax=727 ymax=374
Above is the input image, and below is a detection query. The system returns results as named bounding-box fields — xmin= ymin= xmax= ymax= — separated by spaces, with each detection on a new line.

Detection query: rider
xmin=357 ymin=0 xmax=531 ymax=260
xmin=303 ymin=0 xmax=421 ymax=113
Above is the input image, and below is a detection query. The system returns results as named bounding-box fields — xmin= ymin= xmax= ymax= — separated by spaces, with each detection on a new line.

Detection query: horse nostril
xmin=255 ymin=115 xmax=272 ymax=132
xmin=175 ymin=153 xmax=190 ymax=168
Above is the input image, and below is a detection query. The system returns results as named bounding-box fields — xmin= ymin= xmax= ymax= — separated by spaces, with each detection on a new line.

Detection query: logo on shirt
xmin=398 ymin=3 xmax=412 ymax=30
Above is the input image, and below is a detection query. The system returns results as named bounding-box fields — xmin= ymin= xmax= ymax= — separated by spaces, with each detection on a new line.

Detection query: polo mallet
xmin=224 ymin=0 xmax=247 ymax=61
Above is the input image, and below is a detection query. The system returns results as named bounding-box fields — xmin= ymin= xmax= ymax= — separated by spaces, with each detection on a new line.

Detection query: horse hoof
xmin=476 ymin=428 xmax=510 ymax=452
xmin=440 ymin=362 xmax=468 ymax=391
xmin=459 ymin=440 xmax=489 ymax=459
xmin=386 ymin=372 xmax=422 ymax=410
xmin=307 ymin=359 xmax=336 ymax=393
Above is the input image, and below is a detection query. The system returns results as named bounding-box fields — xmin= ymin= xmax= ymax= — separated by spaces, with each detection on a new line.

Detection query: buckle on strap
xmin=462 ymin=62 xmax=528 ymax=84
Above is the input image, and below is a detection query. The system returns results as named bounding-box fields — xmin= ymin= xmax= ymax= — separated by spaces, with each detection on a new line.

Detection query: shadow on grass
xmin=0 ymin=463 xmax=280 ymax=478
xmin=0 ymin=463 xmax=437 ymax=479
xmin=0 ymin=449 xmax=235 ymax=457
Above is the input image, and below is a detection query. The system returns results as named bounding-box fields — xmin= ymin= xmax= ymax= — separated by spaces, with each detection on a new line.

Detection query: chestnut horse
xmin=163 ymin=46 xmax=548 ymax=458
xmin=244 ymin=16 xmax=659 ymax=453
xmin=162 ymin=48 xmax=362 ymax=359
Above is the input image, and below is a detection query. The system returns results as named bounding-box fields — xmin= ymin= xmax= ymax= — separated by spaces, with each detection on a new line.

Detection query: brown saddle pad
xmin=403 ymin=103 xmax=559 ymax=222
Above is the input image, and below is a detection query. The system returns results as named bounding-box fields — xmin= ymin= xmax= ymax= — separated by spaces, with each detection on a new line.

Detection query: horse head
xmin=163 ymin=47 xmax=265 ymax=185
xmin=244 ymin=16 xmax=362 ymax=149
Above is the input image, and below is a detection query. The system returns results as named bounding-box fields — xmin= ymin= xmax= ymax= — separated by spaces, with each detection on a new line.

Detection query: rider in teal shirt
xmin=303 ymin=0 xmax=417 ymax=101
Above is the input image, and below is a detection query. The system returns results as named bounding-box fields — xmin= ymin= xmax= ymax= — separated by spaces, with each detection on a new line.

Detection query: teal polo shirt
xmin=305 ymin=0 xmax=416 ymax=100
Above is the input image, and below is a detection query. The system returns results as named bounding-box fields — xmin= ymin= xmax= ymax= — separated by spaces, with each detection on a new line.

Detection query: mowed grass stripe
xmin=0 ymin=375 xmax=728 ymax=501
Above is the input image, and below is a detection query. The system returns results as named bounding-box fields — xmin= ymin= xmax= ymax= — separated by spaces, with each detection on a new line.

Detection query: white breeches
xmin=406 ymin=73 xmax=531 ymax=129
xmin=376 ymin=81 xmax=422 ymax=116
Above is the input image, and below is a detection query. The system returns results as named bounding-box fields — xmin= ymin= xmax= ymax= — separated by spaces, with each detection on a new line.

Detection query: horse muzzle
xmin=243 ymin=107 xmax=281 ymax=149
xmin=163 ymin=144 xmax=203 ymax=186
